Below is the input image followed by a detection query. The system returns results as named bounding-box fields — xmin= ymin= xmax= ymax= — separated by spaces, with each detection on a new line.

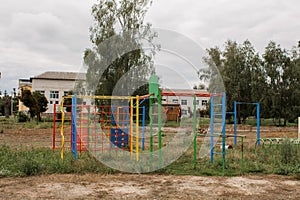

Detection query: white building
xmin=30 ymin=71 xmax=86 ymax=113
xmin=161 ymin=89 xmax=210 ymax=117
xmin=19 ymin=71 xmax=210 ymax=116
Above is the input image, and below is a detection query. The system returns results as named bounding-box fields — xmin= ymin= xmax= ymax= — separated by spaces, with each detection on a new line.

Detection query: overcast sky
xmin=0 ymin=0 xmax=299 ymax=93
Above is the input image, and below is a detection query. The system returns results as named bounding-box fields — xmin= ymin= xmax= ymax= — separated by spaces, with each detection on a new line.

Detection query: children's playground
xmin=49 ymin=75 xmax=299 ymax=174
xmin=0 ymin=75 xmax=300 ymax=199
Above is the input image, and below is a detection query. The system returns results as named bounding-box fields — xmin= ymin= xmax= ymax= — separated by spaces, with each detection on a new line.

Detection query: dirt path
xmin=0 ymin=174 xmax=299 ymax=200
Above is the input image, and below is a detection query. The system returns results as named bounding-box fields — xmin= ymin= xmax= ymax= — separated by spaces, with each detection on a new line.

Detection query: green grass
xmin=167 ymin=117 xmax=298 ymax=127
xmin=0 ymin=116 xmax=299 ymax=177
xmin=0 ymin=146 xmax=117 ymax=177
xmin=164 ymin=117 xmax=210 ymax=127
xmin=0 ymin=117 xmax=53 ymax=130
xmin=247 ymin=118 xmax=298 ymax=126
xmin=1 ymin=141 xmax=300 ymax=177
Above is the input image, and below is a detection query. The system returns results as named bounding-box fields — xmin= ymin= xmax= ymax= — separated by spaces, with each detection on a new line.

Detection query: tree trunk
xmin=238 ymin=103 xmax=241 ymax=124
xmin=29 ymin=110 xmax=35 ymax=119
xmin=4 ymin=105 xmax=9 ymax=118
xmin=37 ymin=113 xmax=41 ymax=122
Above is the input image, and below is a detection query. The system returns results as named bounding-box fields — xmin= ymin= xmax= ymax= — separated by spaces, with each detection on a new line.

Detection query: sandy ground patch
xmin=0 ymin=174 xmax=299 ymax=200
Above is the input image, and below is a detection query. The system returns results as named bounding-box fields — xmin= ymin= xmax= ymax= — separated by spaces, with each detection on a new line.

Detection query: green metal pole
xmin=241 ymin=136 xmax=245 ymax=174
xmin=222 ymin=135 xmax=225 ymax=176
xmin=193 ymin=94 xmax=197 ymax=169
xmin=88 ymin=105 xmax=91 ymax=151
xmin=158 ymin=91 xmax=162 ymax=167
xmin=148 ymin=74 xmax=159 ymax=164
xmin=222 ymin=93 xmax=226 ymax=176
xmin=149 ymin=97 xmax=153 ymax=160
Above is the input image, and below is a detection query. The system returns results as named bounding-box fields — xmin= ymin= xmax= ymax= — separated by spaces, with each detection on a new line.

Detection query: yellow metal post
xmin=130 ymin=97 xmax=134 ymax=156
xmin=60 ymin=98 xmax=65 ymax=159
xmin=136 ymin=96 xmax=139 ymax=161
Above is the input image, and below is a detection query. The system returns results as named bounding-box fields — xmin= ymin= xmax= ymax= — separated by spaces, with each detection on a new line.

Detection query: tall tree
xmin=20 ymin=89 xmax=35 ymax=118
xmin=202 ymin=40 xmax=262 ymax=123
xmin=239 ymin=40 xmax=265 ymax=121
xmin=32 ymin=91 xmax=48 ymax=121
xmin=2 ymin=91 xmax=11 ymax=118
xmin=20 ymin=90 xmax=48 ymax=121
xmin=200 ymin=46 xmax=223 ymax=91
xmin=203 ymin=40 xmax=300 ymax=125
xmin=263 ymin=41 xmax=292 ymax=126
xmin=285 ymin=43 xmax=300 ymax=123
xmin=83 ymin=0 xmax=157 ymax=101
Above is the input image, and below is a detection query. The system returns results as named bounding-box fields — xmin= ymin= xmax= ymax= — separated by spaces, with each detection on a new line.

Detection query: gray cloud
xmin=0 ymin=0 xmax=299 ymax=93
xmin=146 ymin=0 xmax=300 ymax=52
xmin=0 ymin=0 xmax=94 ymax=92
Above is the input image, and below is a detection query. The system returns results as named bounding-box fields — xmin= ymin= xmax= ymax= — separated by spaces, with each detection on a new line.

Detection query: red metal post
xmin=52 ymin=103 xmax=57 ymax=149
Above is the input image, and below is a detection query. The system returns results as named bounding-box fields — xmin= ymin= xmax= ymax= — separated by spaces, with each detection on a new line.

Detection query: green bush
xmin=20 ymin=159 xmax=43 ymax=176
xmin=17 ymin=112 xmax=29 ymax=122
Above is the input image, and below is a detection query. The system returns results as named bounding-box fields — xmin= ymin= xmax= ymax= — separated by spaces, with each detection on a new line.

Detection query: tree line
xmin=0 ymin=89 xmax=48 ymax=122
xmin=202 ymin=40 xmax=300 ymax=126
xmin=84 ymin=0 xmax=299 ymax=126
xmin=0 ymin=89 xmax=18 ymax=118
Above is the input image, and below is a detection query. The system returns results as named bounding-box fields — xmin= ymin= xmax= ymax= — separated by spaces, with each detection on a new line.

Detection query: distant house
xmin=161 ymin=88 xmax=210 ymax=117
xmin=18 ymin=71 xmax=86 ymax=113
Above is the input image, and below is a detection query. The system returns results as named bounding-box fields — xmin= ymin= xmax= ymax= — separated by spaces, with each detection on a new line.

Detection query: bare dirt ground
xmin=0 ymin=125 xmax=299 ymax=199
xmin=0 ymin=174 xmax=300 ymax=199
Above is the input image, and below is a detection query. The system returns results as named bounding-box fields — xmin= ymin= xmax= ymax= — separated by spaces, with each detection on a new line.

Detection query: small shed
xmin=152 ymin=103 xmax=181 ymax=123
xmin=162 ymin=103 xmax=181 ymax=122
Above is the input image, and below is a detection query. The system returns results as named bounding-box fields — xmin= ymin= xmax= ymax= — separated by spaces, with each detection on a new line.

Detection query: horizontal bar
xmin=63 ymin=95 xmax=134 ymax=100
xmin=161 ymin=92 xmax=211 ymax=97
xmin=214 ymin=104 xmax=223 ymax=106
xmin=225 ymin=134 xmax=246 ymax=138
xmin=235 ymin=102 xmax=259 ymax=105
xmin=139 ymin=93 xmax=153 ymax=100
xmin=212 ymin=123 xmax=223 ymax=125
xmin=213 ymin=152 xmax=224 ymax=155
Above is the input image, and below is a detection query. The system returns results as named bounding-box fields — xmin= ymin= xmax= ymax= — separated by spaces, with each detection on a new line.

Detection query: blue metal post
xmin=193 ymin=94 xmax=197 ymax=168
xmin=257 ymin=103 xmax=260 ymax=145
xmin=222 ymin=93 xmax=226 ymax=158
xmin=222 ymin=93 xmax=226 ymax=135
xmin=210 ymin=96 xmax=215 ymax=162
xmin=141 ymin=106 xmax=146 ymax=150
xmin=233 ymin=101 xmax=237 ymax=146
xmin=71 ymin=94 xmax=77 ymax=160
xmin=222 ymin=93 xmax=226 ymax=174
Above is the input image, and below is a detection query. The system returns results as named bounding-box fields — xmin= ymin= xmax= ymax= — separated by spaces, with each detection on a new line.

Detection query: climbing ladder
xmin=209 ymin=93 xmax=226 ymax=162
xmin=193 ymin=93 xmax=226 ymax=168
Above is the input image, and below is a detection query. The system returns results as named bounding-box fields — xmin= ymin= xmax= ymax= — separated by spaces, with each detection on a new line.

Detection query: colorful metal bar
xmin=71 ymin=94 xmax=77 ymax=160
xmin=136 ymin=95 xmax=139 ymax=161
